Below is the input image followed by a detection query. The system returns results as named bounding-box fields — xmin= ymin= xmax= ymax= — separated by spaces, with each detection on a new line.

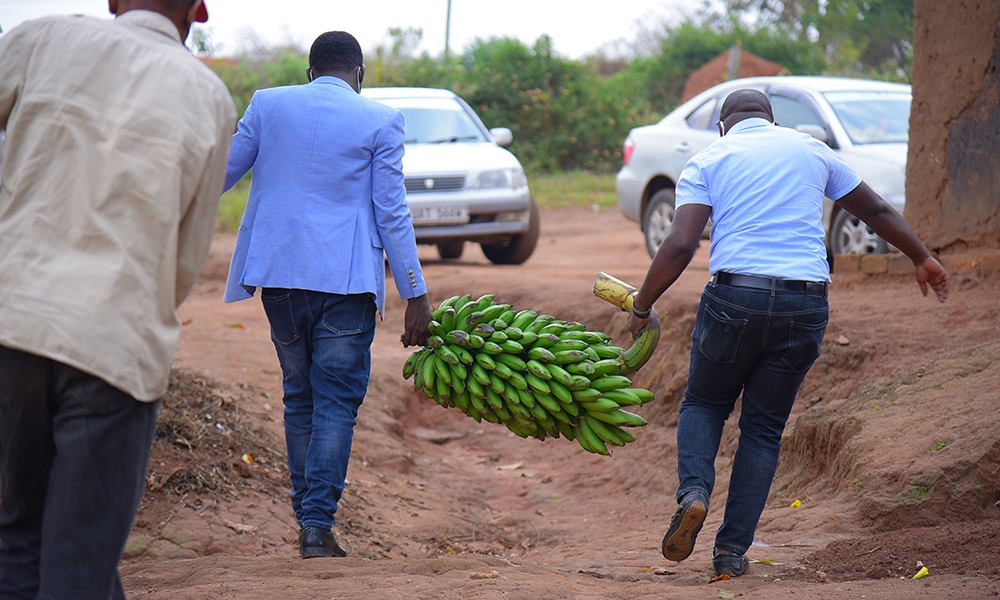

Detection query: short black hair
xmin=309 ymin=31 xmax=363 ymax=73
xmin=720 ymin=89 xmax=774 ymax=122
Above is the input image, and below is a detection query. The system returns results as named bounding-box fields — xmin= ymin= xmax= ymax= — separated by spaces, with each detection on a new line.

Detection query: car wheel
xmin=481 ymin=196 xmax=540 ymax=265
xmin=830 ymin=209 xmax=887 ymax=255
xmin=437 ymin=241 xmax=464 ymax=260
xmin=643 ymin=188 xmax=675 ymax=259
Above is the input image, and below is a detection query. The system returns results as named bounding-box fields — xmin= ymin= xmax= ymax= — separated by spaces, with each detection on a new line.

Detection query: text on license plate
xmin=410 ymin=205 xmax=469 ymax=226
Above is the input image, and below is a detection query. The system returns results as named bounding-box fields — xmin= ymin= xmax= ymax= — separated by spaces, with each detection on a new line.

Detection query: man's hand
xmin=627 ymin=311 xmax=649 ymax=341
xmin=915 ymin=257 xmax=950 ymax=303
xmin=401 ymin=294 xmax=432 ymax=347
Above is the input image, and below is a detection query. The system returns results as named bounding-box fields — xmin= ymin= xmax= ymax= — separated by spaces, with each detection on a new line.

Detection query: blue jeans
xmin=260 ymin=289 xmax=376 ymax=532
xmin=0 ymin=345 xmax=159 ymax=600
xmin=676 ymin=281 xmax=828 ymax=555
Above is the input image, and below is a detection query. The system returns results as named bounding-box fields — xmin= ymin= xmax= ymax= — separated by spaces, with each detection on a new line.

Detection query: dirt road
xmin=121 ymin=207 xmax=1000 ymax=599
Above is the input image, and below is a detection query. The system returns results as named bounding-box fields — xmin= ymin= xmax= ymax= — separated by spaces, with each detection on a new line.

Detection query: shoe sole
xmin=661 ymin=499 xmax=707 ymax=561
xmin=300 ymin=546 xmax=346 ymax=559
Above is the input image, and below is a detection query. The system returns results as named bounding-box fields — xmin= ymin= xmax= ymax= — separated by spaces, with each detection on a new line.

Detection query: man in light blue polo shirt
xmin=627 ymin=89 xmax=950 ymax=578
xmin=223 ymin=31 xmax=431 ymax=559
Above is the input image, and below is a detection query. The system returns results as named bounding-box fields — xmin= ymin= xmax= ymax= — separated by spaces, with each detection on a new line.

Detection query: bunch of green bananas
xmin=402 ymin=293 xmax=656 ymax=455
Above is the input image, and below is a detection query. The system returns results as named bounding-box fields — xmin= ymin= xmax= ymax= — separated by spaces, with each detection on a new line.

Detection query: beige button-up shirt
xmin=0 ymin=11 xmax=235 ymax=401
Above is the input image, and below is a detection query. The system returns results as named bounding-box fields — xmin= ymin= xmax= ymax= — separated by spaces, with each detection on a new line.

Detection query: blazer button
xmin=411 ymin=282 xmax=417 ymax=288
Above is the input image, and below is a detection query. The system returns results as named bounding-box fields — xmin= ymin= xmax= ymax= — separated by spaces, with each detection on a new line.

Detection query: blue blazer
xmin=223 ymin=76 xmax=426 ymax=314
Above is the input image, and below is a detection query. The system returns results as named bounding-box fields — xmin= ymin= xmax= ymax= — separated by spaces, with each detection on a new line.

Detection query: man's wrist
xmin=631 ymin=303 xmax=652 ymax=319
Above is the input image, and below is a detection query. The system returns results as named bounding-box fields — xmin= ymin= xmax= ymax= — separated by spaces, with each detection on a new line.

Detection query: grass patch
xmin=213 ymin=169 xmax=619 ymax=234
xmin=528 ymin=170 xmax=617 ymax=210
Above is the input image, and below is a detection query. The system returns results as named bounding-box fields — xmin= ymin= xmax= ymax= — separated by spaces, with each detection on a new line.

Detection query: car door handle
xmin=674 ymin=142 xmax=691 ymax=152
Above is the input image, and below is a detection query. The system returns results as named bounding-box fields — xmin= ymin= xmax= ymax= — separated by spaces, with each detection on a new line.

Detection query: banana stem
xmin=593 ymin=272 xmax=638 ymax=312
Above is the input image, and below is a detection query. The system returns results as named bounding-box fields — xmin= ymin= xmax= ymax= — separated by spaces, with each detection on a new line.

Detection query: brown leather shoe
xmin=298 ymin=527 xmax=347 ymax=558
xmin=661 ymin=491 xmax=708 ymax=562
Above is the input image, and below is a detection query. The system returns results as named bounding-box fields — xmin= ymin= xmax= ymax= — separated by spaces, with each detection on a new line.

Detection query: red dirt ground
xmin=120 ymin=206 xmax=1000 ymax=599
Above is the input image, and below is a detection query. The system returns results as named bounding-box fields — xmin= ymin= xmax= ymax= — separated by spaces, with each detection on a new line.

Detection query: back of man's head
xmin=309 ymin=32 xmax=363 ymax=74
xmin=720 ymin=89 xmax=774 ymax=123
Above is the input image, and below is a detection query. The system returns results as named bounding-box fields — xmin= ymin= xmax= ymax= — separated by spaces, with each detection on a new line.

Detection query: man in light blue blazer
xmin=223 ymin=31 xmax=431 ymax=558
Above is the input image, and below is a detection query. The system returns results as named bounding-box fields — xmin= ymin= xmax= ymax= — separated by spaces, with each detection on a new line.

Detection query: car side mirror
xmin=796 ymin=124 xmax=829 ymax=145
xmin=489 ymin=127 xmax=513 ymax=147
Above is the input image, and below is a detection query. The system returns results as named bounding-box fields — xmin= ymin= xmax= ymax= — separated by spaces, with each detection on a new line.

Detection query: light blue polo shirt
xmin=675 ymin=118 xmax=861 ymax=283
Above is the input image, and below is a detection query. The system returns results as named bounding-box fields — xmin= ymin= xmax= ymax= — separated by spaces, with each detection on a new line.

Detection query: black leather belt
xmin=712 ymin=271 xmax=828 ymax=299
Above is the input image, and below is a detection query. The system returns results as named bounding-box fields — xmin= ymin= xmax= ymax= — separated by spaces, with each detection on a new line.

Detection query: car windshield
xmin=374 ymin=97 xmax=488 ymax=144
xmin=823 ymin=91 xmax=911 ymax=144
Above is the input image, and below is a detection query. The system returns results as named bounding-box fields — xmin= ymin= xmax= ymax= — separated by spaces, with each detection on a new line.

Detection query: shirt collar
xmin=311 ymin=76 xmax=356 ymax=92
xmin=115 ymin=10 xmax=182 ymax=44
xmin=728 ymin=117 xmax=774 ymax=134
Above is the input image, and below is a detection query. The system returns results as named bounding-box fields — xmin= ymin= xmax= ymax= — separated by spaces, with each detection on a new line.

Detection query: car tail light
xmin=623 ymin=137 xmax=635 ymax=166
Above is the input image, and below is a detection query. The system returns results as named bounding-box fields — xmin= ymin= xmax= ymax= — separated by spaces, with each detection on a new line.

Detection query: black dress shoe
xmin=713 ymin=549 xmax=749 ymax=577
xmin=298 ymin=527 xmax=347 ymax=558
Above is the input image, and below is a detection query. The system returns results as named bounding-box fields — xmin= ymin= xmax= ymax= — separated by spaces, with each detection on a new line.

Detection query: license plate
xmin=410 ymin=205 xmax=469 ymax=226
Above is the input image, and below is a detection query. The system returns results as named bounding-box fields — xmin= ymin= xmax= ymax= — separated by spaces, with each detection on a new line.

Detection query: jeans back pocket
xmin=261 ymin=291 xmax=300 ymax=346
xmin=696 ymin=304 xmax=748 ymax=364
xmin=781 ymin=319 xmax=827 ymax=372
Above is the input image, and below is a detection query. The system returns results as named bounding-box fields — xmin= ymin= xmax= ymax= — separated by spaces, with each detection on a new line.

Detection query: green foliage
xmin=446 ymin=35 xmax=646 ymax=172
xmin=265 ymin=51 xmax=309 ymax=88
xmin=627 ymin=20 xmax=824 ymax=112
xmin=210 ymin=58 xmax=262 ymax=120
xmin=722 ymin=0 xmax=913 ymax=81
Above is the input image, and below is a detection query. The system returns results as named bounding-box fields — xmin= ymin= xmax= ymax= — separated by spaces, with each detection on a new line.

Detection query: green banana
xmin=585 ymin=414 xmax=625 ymax=447
xmin=591 ymin=359 xmax=621 ymax=377
xmin=474 ymin=353 xmax=496 ymax=371
xmin=552 ymin=349 xmax=588 ymax=365
xmin=439 ymin=307 xmax=456 ymax=332
xmin=494 ymin=352 xmax=526 ymax=372
xmin=527 ymin=346 xmax=556 ymax=363
xmin=549 ymin=339 xmax=588 ymax=352
xmin=509 ymin=309 xmax=538 ymax=330
xmin=402 ymin=348 xmax=425 ymax=379
xmin=525 ymin=373 xmax=551 ymax=395
xmin=472 ymin=293 xmax=496 ymax=312
xmin=434 ymin=345 xmax=460 ymax=366
xmin=502 ymin=325 xmax=522 ymax=340
xmin=601 ymin=388 xmax=643 ymax=406
xmin=524 ymin=314 xmax=554 ymax=334
xmin=471 ymin=362 xmax=492 ymax=386
xmin=617 ymin=312 xmax=661 ymax=375
xmin=518 ymin=331 xmax=539 ymax=346
xmin=590 ymin=375 xmax=632 ymax=392
xmin=579 ymin=397 xmax=622 ymax=413
xmin=578 ymin=417 xmax=609 ymax=455
xmin=531 ymin=333 xmax=561 ymax=349
xmin=572 ymin=387 xmax=603 ymax=402
xmin=526 ymin=359 xmax=552 ymax=380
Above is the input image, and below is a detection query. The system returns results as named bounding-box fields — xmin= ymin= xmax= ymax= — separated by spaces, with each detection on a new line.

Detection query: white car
xmin=362 ymin=87 xmax=538 ymax=264
xmin=616 ymin=76 xmax=911 ymax=259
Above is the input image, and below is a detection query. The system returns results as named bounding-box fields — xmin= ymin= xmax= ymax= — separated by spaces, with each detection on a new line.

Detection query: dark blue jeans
xmin=260 ymin=289 xmax=376 ymax=532
xmin=676 ymin=281 xmax=828 ymax=555
xmin=0 ymin=345 xmax=159 ymax=600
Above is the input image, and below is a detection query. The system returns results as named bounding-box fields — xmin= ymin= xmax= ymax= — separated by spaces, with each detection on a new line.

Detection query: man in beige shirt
xmin=0 ymin=1 xmax=234 ymax=597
